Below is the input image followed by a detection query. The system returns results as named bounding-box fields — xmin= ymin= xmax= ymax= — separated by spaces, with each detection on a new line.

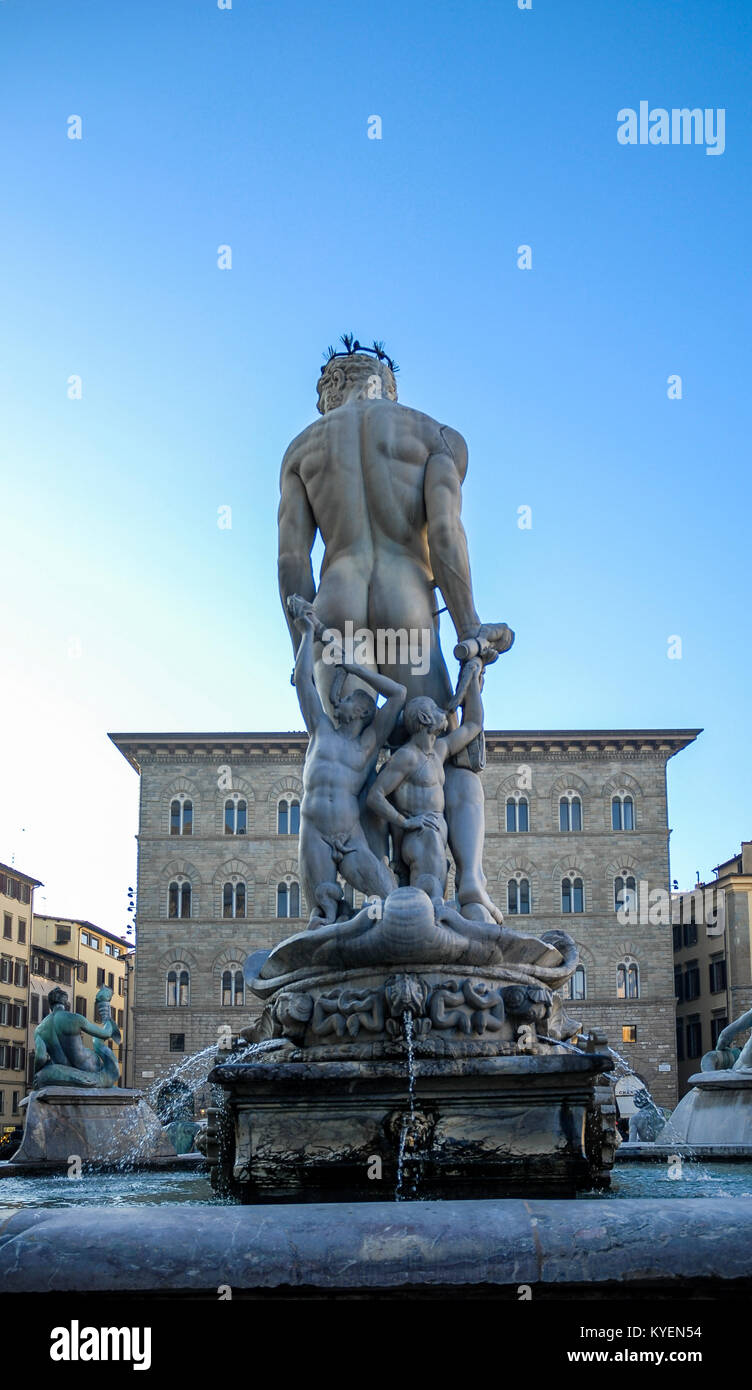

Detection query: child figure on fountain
xmin=366 ymin=666 xmax=484 ymax=909
xmin=288 ymin=595 xmax=406 ymax=925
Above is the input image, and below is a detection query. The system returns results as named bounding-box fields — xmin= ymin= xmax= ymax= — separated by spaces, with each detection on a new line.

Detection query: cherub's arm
xmin=337 ymin=661 xmax=407 ymax=750
xmin=438 ymin=666 xmax=483 ymax=761
xmin=292 ymin=613 xmax=330 ymax=735
xmin=366 ymin=749 xmax=415 ymax=828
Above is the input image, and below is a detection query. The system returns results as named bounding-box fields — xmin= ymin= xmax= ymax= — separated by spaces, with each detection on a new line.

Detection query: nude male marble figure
xmin=366 ymin=667 xmax=484 ymax=907
xmin=288 ymin=595 xmax=406 ymax=925
xmin=277 ymin=345 xmax=512 ymax=922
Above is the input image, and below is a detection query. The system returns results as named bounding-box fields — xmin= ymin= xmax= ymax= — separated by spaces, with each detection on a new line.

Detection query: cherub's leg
xmin=401 ymin=826 xmax=447 ymax=903
xmin=299 ymin=821 xmax=342 ymax=925
xmin=340 ymin=828 xmax=396 ymax=901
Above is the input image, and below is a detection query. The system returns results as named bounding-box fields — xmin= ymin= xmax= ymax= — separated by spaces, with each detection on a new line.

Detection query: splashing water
xmin=395 ymin=1012 xmax=420 ymax=1201
xmin=605 ymin=1045 xmax=713 ymax=1180
xmin=536 ymin=1034 xmax=587 ymax=1055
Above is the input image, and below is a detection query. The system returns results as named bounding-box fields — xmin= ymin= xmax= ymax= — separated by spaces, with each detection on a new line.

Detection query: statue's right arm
xmin=718 ymin=1009 xmax=752 ymax=1047
xmin=278 ymin=450 xmax=317 ymax=652
xmin=366 ymin=752 xmax=412 ymax=828
xmin=293 ymin=617 xmax=328 ymax=734
xmin=424 ymin=427 xmax=482 ymax=642
xmin=80 ymin=1018 xmax=118 ymax=1041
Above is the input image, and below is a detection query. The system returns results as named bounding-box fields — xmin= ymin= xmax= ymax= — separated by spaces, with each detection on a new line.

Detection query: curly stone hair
xmin=317 ymin=353 xmax=398 ymax=415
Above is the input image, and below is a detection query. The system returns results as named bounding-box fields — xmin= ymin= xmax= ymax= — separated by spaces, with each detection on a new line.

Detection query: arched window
xmin=614 ymin=874 xmax=637 ymax=914
xmin=562 ymin=876 xmax=584 ymax=913
xmin=170 ymin=796 xmax=193 ymax=835
xmin=612 ymin=795 xmax=635 ymax=831
xmin=168 ymin=879 xmax=191 ymax=919
xmin=221 ymin=968 xmax=245 ymax=1007
xmin=617 ymin=961 xmax=640 ymax=999
xmin=505 ymin=797 xmax=529 ymax=832
xmin=224 ymin=797 xmax=247 ymax=835
xmin=507 ymin=876 xmax=531 ymax=914
xmin=559 ymin=794 xmax=582 ymax=832
xmin=222 ymin=880 xmax=246 ymax=919
xmin=277 ymin=799 xmax=301 ymax=835
xmin=166 ymin=967 xmax=190 ymax=1006
xmin=564 ymin=965 xmax=587 ymax=1000
xmin=277 ymin=880 xmax=301 ymax=918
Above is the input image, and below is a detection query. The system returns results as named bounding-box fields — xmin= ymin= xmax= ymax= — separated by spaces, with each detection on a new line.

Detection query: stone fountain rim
xmin=249 ymin=960 xmax=567 ymax=998
xmin=210 ymin=1051 xmax=613 ymax=1084
xmin=687 ymin=1070 xmax=752 ymax=1089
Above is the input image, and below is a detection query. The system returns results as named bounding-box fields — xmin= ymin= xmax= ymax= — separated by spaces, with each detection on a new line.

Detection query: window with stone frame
xmin=505 ymin=796 xmax=529 ymax=832
xmin=559 ymin=794 xmax=582 ymax=832
xmin=168 ymin=879 xmax=192 ymax=919
xmin=616 ymin=960 xmax=639 ymax=999
xmin=170 ymin=795 xmax=193 ymax=836
xmin=166 ymin=967 xmax=190 ymax=1007
xmin=564 ymin=965 xmax=587 ymax=1000
xmin=222 ymin=879 xmax=247 ymax=919
xmin=611 ymin=794 xmax=635 ymax=830
xmin=224 ymin=796 xmax=248 ymax=835
xmin=277 ymin=798 xmax=301 ymax=835
xmin=277 ymin=879 xmax=301 ymax=918
xmin=614 ymin=874 xmax=637 ymax=914
xmin=506 ymin=875 xmax=531 ymax=914
xmin=221 ymin=969 xmax=245 ymax=1007
xmin=561 ymin=875 xmax=584 ymax=913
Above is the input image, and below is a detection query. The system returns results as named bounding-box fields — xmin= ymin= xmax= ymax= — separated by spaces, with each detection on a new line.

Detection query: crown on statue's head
xmin=320 ymin=333 xmax=398 ymax=376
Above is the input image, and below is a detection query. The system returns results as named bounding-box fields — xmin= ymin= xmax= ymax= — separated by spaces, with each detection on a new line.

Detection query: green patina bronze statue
xmin=32 ymin=984 xmax=121 ymax=1089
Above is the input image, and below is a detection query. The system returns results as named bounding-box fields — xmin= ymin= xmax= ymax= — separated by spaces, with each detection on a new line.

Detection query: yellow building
xmin=0 ymin=862 xmax=41 ymax=1150
xmin=29 ymin=917 xmax=133 ymax=1088
xmin=673 ymin=841 xmax=752 ymax=1095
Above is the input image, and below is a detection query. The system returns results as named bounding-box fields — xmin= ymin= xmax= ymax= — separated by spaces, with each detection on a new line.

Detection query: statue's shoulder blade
xmin=280 ymin=418 xmax=325 ymax=475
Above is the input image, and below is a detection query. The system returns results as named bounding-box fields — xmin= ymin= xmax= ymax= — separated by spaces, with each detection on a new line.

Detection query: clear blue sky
xmin=1 ymin=0 xmax=750 ymax=934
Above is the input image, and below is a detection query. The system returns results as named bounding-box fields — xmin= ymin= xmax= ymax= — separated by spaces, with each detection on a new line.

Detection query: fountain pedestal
xmin=208 ymin=1052 xmax=616 ymax=1201
xmin=10 ymin=1086 xmax=178 ymax=1168
xmin=667 ymin=1070 xmax=752 ymax=1148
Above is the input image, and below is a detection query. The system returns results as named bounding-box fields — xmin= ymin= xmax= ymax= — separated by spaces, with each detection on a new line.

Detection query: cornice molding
xmin=110 ymin=729 xmax=701 ymax=774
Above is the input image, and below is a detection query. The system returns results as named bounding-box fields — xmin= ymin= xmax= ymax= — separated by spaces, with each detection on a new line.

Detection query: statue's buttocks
xmin=287 ymin=400 xmax=447 ymax=637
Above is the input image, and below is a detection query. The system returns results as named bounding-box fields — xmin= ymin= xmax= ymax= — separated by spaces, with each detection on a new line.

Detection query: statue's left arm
xmin=278 ymin=450 xmax=317 ymax=652
xmin=439 ymin=667 xmax=483 ymax=760
xmin=424 ymin=427 xmax=481 ymax=642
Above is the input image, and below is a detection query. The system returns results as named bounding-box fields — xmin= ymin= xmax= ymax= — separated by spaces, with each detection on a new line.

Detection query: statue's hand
xmin=453 ymin=624 xmax=514 ymax=672
xmin=477 ymin=622 xmax=514 ymax=655
xmin=403 ymin=812 xmax=443 ymax=833
xmin=287 ymin=594 xmax=321 ymax=635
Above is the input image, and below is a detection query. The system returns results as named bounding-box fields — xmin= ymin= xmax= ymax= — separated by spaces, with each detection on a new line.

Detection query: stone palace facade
xmin=110 ymin=727 xmax=699 ymax=1111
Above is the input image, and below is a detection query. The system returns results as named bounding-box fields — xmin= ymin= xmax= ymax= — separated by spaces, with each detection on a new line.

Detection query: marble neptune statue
xmin=278 ymin=339 xmax=513 ymax=926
